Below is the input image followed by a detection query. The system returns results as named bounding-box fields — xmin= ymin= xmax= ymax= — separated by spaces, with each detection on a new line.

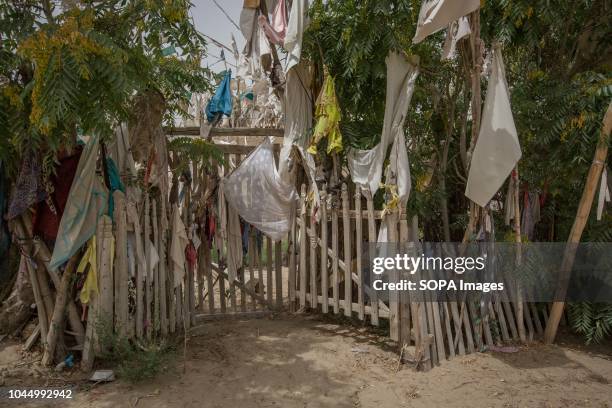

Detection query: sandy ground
xmin=2 ymin=313 xmax=612 ymax=408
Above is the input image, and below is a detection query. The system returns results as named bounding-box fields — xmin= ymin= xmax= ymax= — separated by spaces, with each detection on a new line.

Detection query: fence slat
xmin=341 ymin=184 xmax=352 ymax=317
xmin=386 ymin=209 xmax=399 ymax=341
xmin=288 ymin=216 xmax=297 ymax=312
xmin=275 ymin=240 xmax=283 ymax=309
xmin=309 ymin=204 xmax=318 ymax=309
xmin=144 ymin=194 xmax=153 ymax=338
xmin=320 ymin=187 xmax=329 ymax=314
xmin=113 ymin=191 xmax=129 ymax=336
xmin=267 ymin=236 xmax=274 ymax=307
xmin=159 ymin=198 xmax=169 ymax=336
xmin=331 ymin=193 xmax=340 ymax=314
xmin=355 ymin=187 xmax=364 ymax=321
xmin=299 ymin=185 xmax=307 ymax=308
xmin=364 ymin=190 xmax=379 ymax=326
xmin=399 ymin=219 xmax=411 ymax=348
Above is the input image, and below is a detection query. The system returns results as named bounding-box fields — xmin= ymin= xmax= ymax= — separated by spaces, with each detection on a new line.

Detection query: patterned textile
xmin=8 ymin=152 xmax=47 ymax=220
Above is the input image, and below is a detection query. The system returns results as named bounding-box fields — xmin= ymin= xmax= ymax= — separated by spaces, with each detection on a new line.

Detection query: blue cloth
xmin=106 ymin=158 xmax=125 ymax=218
xmin=205 ymin=70 xmax=233 ymax=123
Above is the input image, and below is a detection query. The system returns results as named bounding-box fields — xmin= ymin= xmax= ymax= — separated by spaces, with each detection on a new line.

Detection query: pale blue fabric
xmin=50 ymin=135 xmax=108 ymax=271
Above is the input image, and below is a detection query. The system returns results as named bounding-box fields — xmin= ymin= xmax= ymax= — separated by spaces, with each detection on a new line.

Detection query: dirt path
xmin=3 ymin=314 xmax=612 ymax=407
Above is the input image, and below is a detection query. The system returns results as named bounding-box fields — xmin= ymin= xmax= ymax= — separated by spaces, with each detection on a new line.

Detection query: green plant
xmin=568 ymin=303 xmax=612 ymax=344
xmin=96 ymin=316 xmax=176 ymax=383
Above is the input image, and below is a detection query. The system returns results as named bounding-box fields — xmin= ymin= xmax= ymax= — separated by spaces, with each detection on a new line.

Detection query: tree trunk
xmin=42 ymin=254 xmax=79 ymax=366
xmin=544 ymin=102 xmax=612 ymax=344
xmin=0 ymin=256 xmax=34 ymax=335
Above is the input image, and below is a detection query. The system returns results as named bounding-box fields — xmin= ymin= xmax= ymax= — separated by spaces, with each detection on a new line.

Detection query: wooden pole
xmin=113 ymin=191 xmax=129 ymax=336
xmin=24 ymin=256 xmax=49 ymax=348
xmin=320 ymin=186 xmax=329 ymax=314
xmin=144 ymin=193 xmax=152 ymax=338
xmin=544 ymin=102 xmax=612 ymax=343
xmin=298 ymin=185 xmax=307 ymax=308
xmin=158 ymin=197 xmax=169 ymax=336
xmin=14 ymin=216 xmax=85 ymax=344
xmin=152 ymin=199 xmax=161 ymax=334
xmin=512 ymin=167 xmax=527 ymax=343
xmin=341 ymin=184 xmax=352 ymax=317
xmin=42 ymin=254 xmax=79 ymax=366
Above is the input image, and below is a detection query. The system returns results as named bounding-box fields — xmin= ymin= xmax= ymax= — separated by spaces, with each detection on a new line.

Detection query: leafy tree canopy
xmin=0 ymin=0 xmax=211 ymax=175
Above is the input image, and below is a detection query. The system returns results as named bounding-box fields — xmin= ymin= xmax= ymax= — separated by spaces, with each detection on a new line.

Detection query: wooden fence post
xmin=114 ymin=191 xmax=129 ymax=336
xmin=320 ymin=186 xmax=329 ymax=313
xmin=299 ymin=185 xmax=307 ymax=308
xmin=341 ymin=184 xmax=352 ymax=317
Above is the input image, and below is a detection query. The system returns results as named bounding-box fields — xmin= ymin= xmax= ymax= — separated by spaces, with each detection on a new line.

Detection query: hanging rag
xmin=597 ymin=168 xmax=610 ymax=221
xmin=222 ymin=138 xmax=299 ymax=241
xmin=144 ymin=127 xmax=170 ymax=200
xmin=347 ymin=52 xmax=419 ymax=198
xmin=106 ymin=123 xmax=137 ymax=179
xmin=106 ymin=158 xmax=126 ymax=218
xmin=170 ymin=204 xmax=189 ymax=288
xmin=239 ymin=7 xmax=270 ymax=77
xmin=465 ymin=45 xmax=522 ymax=207
xmin=385 ymin=130 xmax=412 ymax=206
xmin=126 ymin=202 xmax=146 ymax=280
xmin=226 ymin=204 xmax=243 ymax=282
xmin=412 ymin=0 xmax=479 ymax=44
xmin=206 ymin=70 xmax=233 ymax=123
xmin=284 ymin=0 xmax=309 ymax=73
xmin=307 ymin=72 xmax=343 ymax=155
xmin=8 ymin=151 xmax=47 ymax=220
xmin=441 ymin=16 xmax=471 ymax=60
xmin=76 ymin=236 xmax=98 ymax=304
xmin=521 ymin=192 xmax=541 ymax=240
xmin=33 ymin=148 xmax=82 ymax=242
xmin=185 ymin=242 xmax=197 ymax=273
xmin=50 ymin=135 xmax=109 ymax=271
xmin=278 ymin=63 xmax=318 ymax=212
xmin=259 ymin=0 xmax=287 ymax=45
xmin=241 ymin=221 xmax=250 ymax=256
xmin=147 ymin=239 xmax=160 ymax=280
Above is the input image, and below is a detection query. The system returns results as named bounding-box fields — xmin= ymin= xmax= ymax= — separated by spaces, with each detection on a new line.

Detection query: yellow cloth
xmin=76 ymin=236 xmax=99 ymax=304
xmin=380 ymin=183 xmax=400 ymax=217
xmin=307 ymin=73 xmax=343 ymax=155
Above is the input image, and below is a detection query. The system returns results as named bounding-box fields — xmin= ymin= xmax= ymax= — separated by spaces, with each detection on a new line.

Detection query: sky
xmin=190 ymin=0 xmax=246 ymax=73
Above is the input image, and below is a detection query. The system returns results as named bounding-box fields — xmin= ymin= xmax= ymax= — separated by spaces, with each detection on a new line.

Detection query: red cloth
xmin=33 ymin=148 xmax=82 ymax=241
xmin=185 ymin=242 xmax=197 ymax=271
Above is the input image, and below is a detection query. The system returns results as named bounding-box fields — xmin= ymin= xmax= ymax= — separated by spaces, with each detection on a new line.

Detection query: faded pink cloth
xmin=258 ymin=0 xmax=287 ymax=45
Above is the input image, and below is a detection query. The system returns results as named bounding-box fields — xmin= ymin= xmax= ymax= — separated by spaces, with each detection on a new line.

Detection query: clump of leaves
xmin=96 ymin=317 xmax=175 ymax=383
xmin=568 ymin=303 xmax=612 ymax=345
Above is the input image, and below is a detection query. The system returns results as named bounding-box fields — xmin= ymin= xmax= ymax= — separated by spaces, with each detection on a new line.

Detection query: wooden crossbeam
xmin=166 ymin=127 xmax=284 ymax=137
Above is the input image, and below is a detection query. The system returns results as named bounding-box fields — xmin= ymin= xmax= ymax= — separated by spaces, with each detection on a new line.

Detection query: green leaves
xmin=0 ymin=0 xmax=211 ymax=173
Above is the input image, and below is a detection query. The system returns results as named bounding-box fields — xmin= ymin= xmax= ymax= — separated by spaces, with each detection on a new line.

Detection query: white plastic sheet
xmin=222 ymin=138 xmax=299 ymax=241
xmin=347 ymin=52 xmax=419 ymax=199
xmin=465 ymin=46 xmax=522 ymax=207
xmin=412 ymin=0 xmax=479 ymax=44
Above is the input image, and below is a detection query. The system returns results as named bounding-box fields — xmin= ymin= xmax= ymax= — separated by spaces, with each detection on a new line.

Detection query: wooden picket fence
xmin=292 ymin=182 xmax=555 ymax=370
xmin=83 ymin=127 xmax=558 ymax=372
